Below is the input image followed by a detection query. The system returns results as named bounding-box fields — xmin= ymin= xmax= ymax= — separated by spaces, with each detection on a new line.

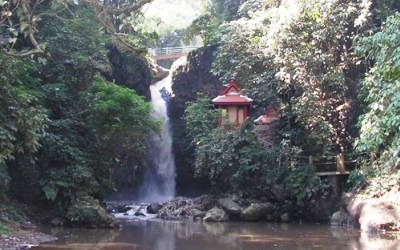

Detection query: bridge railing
xmin=0 ymin=33 xmax=12 ymax=45
xmin=148 ymin=46 xmax=199 ymax=57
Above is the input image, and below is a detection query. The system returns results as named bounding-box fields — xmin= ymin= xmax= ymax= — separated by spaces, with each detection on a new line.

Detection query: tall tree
xmin=355 ymin=12 xmax=400 ymax=170
xmin=261 ymin=0 xmax=371 ymax=157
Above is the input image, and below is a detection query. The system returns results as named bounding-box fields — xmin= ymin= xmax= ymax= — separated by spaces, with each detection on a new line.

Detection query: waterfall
xmin=137 ymin=75 xmax=176 ymax=202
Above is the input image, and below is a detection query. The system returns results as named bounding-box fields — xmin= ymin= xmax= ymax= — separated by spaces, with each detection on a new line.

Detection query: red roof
xmin=254 ymin=106 xmax=280 ymax=125
xmin=220 ymin=81 xmax=241 ymax=95
xmin=212 ymin=81 xmax=252 ymax=105
xmin=212 ymin=94 xmax=252 ymax=105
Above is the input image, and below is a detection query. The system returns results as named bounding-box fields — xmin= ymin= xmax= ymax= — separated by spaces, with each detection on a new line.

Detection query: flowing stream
xmin=137 ymin=75 xmax=176 ymax=202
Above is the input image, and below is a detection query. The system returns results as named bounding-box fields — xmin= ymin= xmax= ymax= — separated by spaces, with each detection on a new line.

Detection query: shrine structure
xmin=212 ymin=81 xmax=252 ymax=127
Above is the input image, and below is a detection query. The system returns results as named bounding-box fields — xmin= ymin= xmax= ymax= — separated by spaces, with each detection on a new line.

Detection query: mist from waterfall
xmin=137 ymin=75 xmax=176 ymax=202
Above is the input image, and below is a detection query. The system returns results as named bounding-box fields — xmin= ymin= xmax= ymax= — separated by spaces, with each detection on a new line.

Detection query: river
xmin=32 ymin=219 xmax=399 ymax=250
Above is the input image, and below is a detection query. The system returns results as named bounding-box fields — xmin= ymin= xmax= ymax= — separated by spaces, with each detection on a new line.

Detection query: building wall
xmin=228 ymin=106 xmax=237 ymax=123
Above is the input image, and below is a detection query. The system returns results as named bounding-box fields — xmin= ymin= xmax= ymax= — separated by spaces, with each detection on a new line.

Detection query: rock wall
xmin=169 ymin=45 xmax=222 ymax=195
xmin=106 ymin=46 xmax=153 ymax=100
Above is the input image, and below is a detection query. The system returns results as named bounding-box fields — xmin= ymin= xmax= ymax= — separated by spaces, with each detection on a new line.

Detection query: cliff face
xmin=169 ymin=45 xmax=222 ymax=195
xmin=106 ymin=46 xmax=153 ymax=100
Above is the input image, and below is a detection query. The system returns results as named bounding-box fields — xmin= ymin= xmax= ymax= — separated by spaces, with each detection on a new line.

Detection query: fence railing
xmin=148 ymin=46 xmax=199 ymax=57
xmin=0 ymin=34 xmax=12 ymax=45
xmin=291 ymin=153 xmax=360 ymax=176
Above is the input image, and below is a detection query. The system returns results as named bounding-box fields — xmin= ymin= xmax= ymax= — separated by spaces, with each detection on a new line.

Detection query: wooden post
xmin=336 ymin=153 xmax=345 ymax=173
xmin=309 ymin=156 xmax=313 ymax=164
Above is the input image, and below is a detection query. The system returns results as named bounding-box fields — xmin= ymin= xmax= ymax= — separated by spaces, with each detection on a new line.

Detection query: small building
xmin=212 ymin=81 xmax=252 ymax=127
xmin=254 ymin=105 xmax=280 ymax=125
xmin=254 ymin=104 xmax=281 ymax=146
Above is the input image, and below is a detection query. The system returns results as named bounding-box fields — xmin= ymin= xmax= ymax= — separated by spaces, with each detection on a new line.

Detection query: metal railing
xmin=0 ymin=34 xmax=12 ymax=45
xmin=148 ymin=46 xmax=199 ymax=57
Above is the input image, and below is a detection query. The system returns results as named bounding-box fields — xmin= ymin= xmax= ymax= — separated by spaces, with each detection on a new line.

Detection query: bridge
xmin=0 ymin=34 xmax=12 ymax=45
xmin=149 ymin=46 xmax=199 ymax=61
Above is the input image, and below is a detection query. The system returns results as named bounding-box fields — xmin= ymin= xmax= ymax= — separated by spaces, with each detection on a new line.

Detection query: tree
xmin=184 ymin=95 xmax=278 ymax=193
xmin=0 ymin=0 xmax=152 ymax=57
xmin=210 ymin=13 xmax=279 ymax=111
xmin=87 ymin=77 xmax=159 ymax=166
xmin=0 ymin=54 xmax=47 ymax=198
xmin=355 ymin=12 xmax=400 ymax=170
xmin=185 ymin=0 xmax=245 ymax=45
xmin=259 ymin=0 xmax=371 ymax=158
xmin=184 ymin=94 xmax=219 ymax=139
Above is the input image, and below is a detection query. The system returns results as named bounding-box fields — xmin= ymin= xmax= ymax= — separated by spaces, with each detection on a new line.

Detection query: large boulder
xmin=203 ymin=207 xmax=229 ymax=222
xmin=345 ymin=190 xmax=400 ymax=232
xmin=192 ymin=208 xmax=207 ymax=220
xmin=240 ymin=202 xmax=274 ymax=221
xmin=193 ymin=194 xmax=218 ymax=211
xmin=330 ymin=209 xmax=352 ymax=226
xmin=147 ymin=203 xmax=163 ymax=214
xmin=65 ymin=195 xmax=120 ymax=228
xmin=280 ymin=213 xmax=291 ymax=223
xmin=218 ymin=198 xmax=242 ymax=215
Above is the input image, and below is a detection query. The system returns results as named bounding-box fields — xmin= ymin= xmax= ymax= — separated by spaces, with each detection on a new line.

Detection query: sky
xmin=143 ymin=0 xmax=205 ymax=29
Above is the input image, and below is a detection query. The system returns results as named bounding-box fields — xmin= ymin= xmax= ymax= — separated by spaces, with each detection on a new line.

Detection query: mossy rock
xmin=65 ymin=195 xmax=120 ymax=228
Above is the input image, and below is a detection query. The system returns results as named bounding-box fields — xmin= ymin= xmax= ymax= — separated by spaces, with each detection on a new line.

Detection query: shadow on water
xmin=32 ymin=220 xmax=400 ymax=250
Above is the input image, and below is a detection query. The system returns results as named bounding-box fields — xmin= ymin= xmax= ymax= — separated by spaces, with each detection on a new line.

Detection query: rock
xmin=330 ymin=209 xmax=350 ymax=226
xmin=147 ymin=203 xmax=163 ymax=214
xmin=65 ymin=194 xmax=120 ymax=228
xmin=50 ymin=218 xmax=64 ymax=227
xmin=192 ymin=208 xmax=206 ymax=220
xmin=266 ymin=214 xmax=274 ymax=221
xmin=115 ymin=205 xmax=131 ymax=213
xmin=0 ymin=230 xmax=57 ymax=250
xmin=203 ymin=207 xmax=229 ymax=222
xmin=134 ymin=209 xmax=146 ymax=217
xmin=301 ymin=196 xmax=337 ymax=222
xmin=20 ymin=221 xmax=36 ymax=230
xmin=240 ymin=202 xmax=273 ymax=221
xmin=157 ymin=197 xmax=195 ymax=220
xmin=151 ymin=65 xmax=169 ymax=82
xmin=270 ymin=184 xmax=286 ymax=202
xmin=107 ymin=46 xmax=152 ymax=99
xmin=231 ymin=193 xmax=240 ymax=202
xmin=280 ymin=213 xmax=290 ymax=223
xmin=193 ymin=195 xmax=217 ymax=211
xmin=218 ymin=198 xmax=242 ymax=215
xmin=346 ymin=191 xmax=400 ymax=232
xmin=170 ymin=45 xmax=222 ymax=191
xmin=351 ymin=199 xmax=400 ymax=232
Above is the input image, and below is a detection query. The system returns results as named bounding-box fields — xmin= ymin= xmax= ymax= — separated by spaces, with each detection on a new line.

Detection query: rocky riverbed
xmin=108 ymin=192 xmax=400 ymax=233
xmin=107 ymin=194 xmax=319 ymax=223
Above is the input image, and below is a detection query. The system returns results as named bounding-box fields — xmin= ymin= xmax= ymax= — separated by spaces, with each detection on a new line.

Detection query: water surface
xmin=33 ymin=219 xmax=400 ymax=250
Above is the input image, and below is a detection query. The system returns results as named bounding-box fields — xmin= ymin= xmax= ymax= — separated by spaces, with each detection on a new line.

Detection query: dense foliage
xmin=349 ymin=13 xmax=400 ymax=192
xmin=1 ymin=0 xmax=399 ymax=227
xmin=0 ymin=55 xmax=47 ymax=197
xmin=0 ymin=0 xmax=159 ymax=223
xmin=183 ymin=0 xmax=399 ymax=199
xmin=184 ymin=95 xmax=330 ymax=201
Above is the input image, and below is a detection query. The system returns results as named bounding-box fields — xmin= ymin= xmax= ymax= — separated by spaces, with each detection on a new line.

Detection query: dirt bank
xmin=0 ymin=229 xmax=56 ymax=250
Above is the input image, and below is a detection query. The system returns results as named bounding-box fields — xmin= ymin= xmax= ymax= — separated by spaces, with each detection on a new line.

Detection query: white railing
xmin=148 ymin=46 xmax=199 ymax=57
xmin=0 ymin=34 xmax=12 ymax=45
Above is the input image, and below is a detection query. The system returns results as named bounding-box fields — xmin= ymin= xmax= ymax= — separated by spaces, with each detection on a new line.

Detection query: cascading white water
xmin=137 ymin=75 xmax=176 ymax=202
